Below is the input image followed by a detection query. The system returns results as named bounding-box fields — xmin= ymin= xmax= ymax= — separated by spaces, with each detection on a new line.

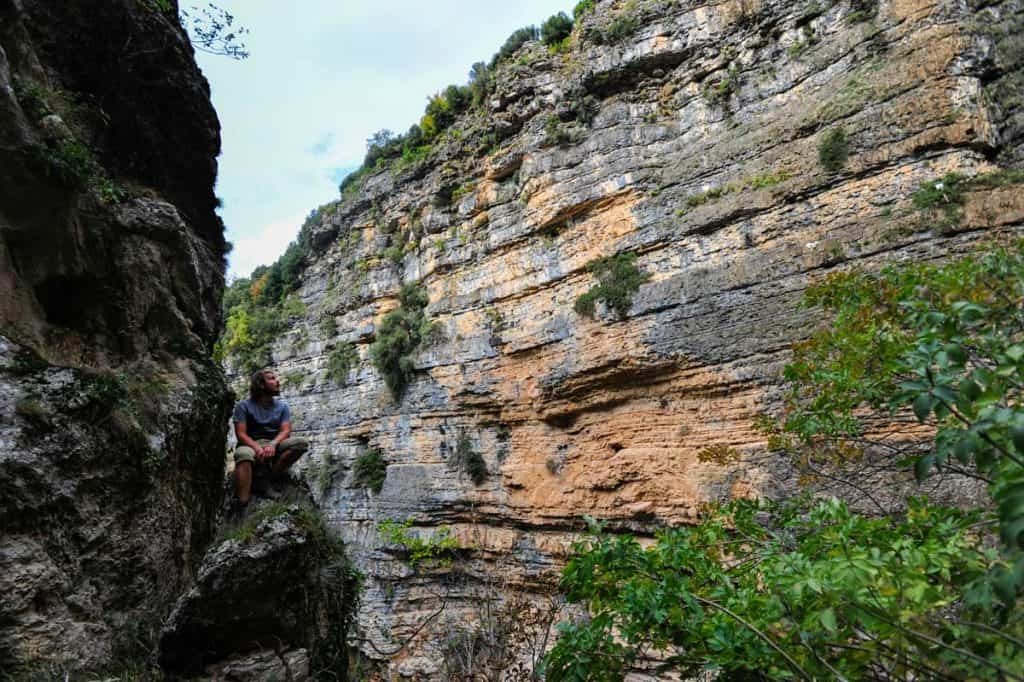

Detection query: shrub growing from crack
xmin=575 ymin=252 xmax=651 ymax=320
xmin=353 ymin=448 xmax=387 ymax=493
xmin=369 ymin=282 xmax=439 ymax=399
xmin=818 ymin=127 xmax=849 ymax=173
xmin=453 ymin=431 xmax=488 ymax=485
xmin=326 ymin=342 xmax=358 ymax=385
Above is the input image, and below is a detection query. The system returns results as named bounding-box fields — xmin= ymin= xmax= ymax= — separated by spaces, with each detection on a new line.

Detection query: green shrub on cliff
xmin=369 ymin=282 xmax=440 ymax=399
xmin=573 ymin=0 xmax=596 ymax=19
xmin=574 ymin=252 xmax=651 ymax=320
xmin=453 ymin=431 xmax=488 ymax=485
xmin=353 ymin=448 xmax=387 ymax=493
xmin=818 ymin=127 xmax=849 ymax=173
xmin=325 ymin=342 xmax=358 ymax=385
xmin=29 ymin=139 xmax=95 ymax=188
xmin=542 ymin=12 xmax=574 ymax=47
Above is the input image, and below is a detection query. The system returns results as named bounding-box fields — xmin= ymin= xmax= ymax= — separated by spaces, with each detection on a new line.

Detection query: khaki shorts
xmin=234 ymin=437 xmax=309 ymax=464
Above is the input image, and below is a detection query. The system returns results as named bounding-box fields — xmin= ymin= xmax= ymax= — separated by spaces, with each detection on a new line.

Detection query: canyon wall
xmin=0 ymin=0 xmax=230 ymax=670
xmin=250 ymin=0 xmax=1024 ymax=676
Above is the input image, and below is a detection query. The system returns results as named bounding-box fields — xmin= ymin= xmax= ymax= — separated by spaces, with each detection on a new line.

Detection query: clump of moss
xmin=818 ymin=127 xmax=849 ymax=173
xmin=574 ymin=252 xmax=651 ymax=320
xmin=353 ymin=448 xmax=387 ymax=493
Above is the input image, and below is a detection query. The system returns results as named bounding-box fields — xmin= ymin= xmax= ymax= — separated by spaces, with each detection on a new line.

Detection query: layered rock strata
xmin=0 ymin=0 xmax=229 ymax=670
xmin=246 ymin=0 xmax=1023 ymax=676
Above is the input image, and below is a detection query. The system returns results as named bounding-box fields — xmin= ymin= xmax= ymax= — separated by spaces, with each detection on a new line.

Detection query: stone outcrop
xmin=0 ymin=0 xmax=229 ymax=671
xmin=158 ymin=500 xmax=356 ymax=679
xmin=237 ymin=0 xmax=1024 ymax=676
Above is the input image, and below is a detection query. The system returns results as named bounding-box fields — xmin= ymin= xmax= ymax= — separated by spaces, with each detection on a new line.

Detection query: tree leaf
xmin=913 ymin=394 xmax=934 ymax=422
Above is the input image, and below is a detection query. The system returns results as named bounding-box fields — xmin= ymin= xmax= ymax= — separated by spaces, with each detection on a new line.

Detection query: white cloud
xmin=227 ymin=211 xmax=306 ymax=279
xmin=196 ymin=0 xmax=577 ymax=279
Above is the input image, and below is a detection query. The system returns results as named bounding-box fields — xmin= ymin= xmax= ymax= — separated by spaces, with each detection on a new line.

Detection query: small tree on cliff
xmin=547 ymin=239 xmax=1024 ymax=680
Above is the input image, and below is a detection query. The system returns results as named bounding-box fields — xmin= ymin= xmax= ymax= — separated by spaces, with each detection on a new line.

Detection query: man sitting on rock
xmin=231 ymin=368 xmax=309 ymax=515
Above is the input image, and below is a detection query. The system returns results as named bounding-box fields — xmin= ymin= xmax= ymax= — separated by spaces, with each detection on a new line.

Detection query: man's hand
xmin=258 ymin=443 xmax=275 ymax=461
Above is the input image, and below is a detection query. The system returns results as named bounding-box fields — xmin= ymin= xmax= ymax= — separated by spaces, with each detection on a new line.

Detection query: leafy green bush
xmin=541 ymin=12 xmax=574 ymax=46
xmin=548 ymin=240 xmax=1024 ymax=681
xmin=548 ymin=498 xmax=1020 ymax=681
xmin=598 ymin=14 xmax=640 ymax=44
xmin=319 ymin=316 xmax=338 ymax=339
xmin=776 ymin=242 xmax=1024 ymax=563
xmin=543 ymin=115 xmax=572 ymax=147
xmin=703 ymin=66 xmax=741 ymax=108
xmin=12 ymin=76 xmax=52 ymax=121
xmin=369 ymin=282 xmax=439 ymax=399
xmin=574 ymin=253 xmax=651 ymax=320
xmin=573 ymin=0 xmax=596 ymax=19
xmin=453 ymin=431 xmax=487 ymax=485
xmin=326 ymin=342 xmax=358 ymax=385
xmin=353 ymin=448 xmax=386 ymax=493
xmin=29 ymin=139 xmax=95 ymax=188
xmin=490 ymin=25 xmax=540 ymax=68
xmin=818 ymin=127 xmax=849 ymax=173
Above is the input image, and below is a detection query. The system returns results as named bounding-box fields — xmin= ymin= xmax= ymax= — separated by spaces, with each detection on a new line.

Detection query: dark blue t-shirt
xmin=232 ymin=398 xmax=291 ymax=440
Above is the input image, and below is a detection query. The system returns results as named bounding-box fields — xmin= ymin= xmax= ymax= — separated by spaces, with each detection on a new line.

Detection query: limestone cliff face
xmin=0 ymin=0 xmax=229 ymax=670
xmin=244 ymin=0 xmax=1024 ymax=676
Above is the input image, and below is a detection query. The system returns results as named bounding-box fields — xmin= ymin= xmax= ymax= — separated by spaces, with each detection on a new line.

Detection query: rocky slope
xmin=0 ymin=0 xmax=230 ymax=671
xmin=233 ymin=0 xmax=1024 ymax=676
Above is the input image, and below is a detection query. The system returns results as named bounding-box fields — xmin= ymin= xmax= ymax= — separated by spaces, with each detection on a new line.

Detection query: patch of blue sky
xmin=196 ymin=0 xmax=575 ymax=279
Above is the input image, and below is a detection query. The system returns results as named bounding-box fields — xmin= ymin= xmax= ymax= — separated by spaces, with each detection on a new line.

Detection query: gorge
xmin=2 ymin=0 xmax=1024 ymax=679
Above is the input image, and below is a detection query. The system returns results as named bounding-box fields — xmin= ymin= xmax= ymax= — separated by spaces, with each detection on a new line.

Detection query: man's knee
xmin=279 ymin=437 xmax=309 ymax=456
xmin=234 ymin=445 xmax=256 ymax=464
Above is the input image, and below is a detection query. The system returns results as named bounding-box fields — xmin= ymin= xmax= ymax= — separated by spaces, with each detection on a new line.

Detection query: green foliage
xmin=490 ymin=25 xmax=540 ymax=68
xmin=326 ymin=342 xmax=358 ymax=385
xmin=453 ymin=431 xmax=488 ymax=485
xmin=818 ymin=127 xmax=849 ymax=173
xmin=12 ymin=76 xmax=52 ymax=121
xmin=908 ymin=171 xmax=1024 ymax=230
xmin=319 ymin=316 xmax=338 ymax=339
xmin=14 ymin=397 xmax=50 ymax=428
xmin=541 ymin=12 xmax=574 ymax=46
xmin=98 ymin=178 xmax=129 ymax=204
xmin=573 ymin=0 xmax=596 ymax=19
xmin=703 ymin=65 xmax=741 ymax=108
xmin=316 ymin=453 xmax=344 ymax=497
xmin=353 ymin=448 xmax=387 ymax=493
xmin=29 ymin=139 xmax=95 ymax=189
xmin=369 ymin=282 xmax=439 ymax=399
xmin=595 ymin=14 xmax=641 ymax=45
xmin=574 ymin=253 xmax=651 ymax=320
xmin=549 ymin=240 xmax=1024 ymax=680
xmin=379 ymin=519 xmax=459 ymax=569
xmin=544 ymin=115 xmax=573 ymax=147
xmin=776 ymin=242 xmax=1024 ymax=571
xmin=215 ymin=208 xmax=328 ymax=371
xmin=548 ymin=498 xmax=1023 ymax=681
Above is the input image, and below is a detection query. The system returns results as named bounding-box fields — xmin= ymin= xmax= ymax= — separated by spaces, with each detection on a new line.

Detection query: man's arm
xmin=272 ymin=421 xmax=292 ymax=447
xmin=236 ymin=422 xmax=273 ymax=460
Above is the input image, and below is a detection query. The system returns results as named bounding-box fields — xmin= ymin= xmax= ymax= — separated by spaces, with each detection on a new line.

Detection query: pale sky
xmin=194 ymin=1 xmax=575 ymax=279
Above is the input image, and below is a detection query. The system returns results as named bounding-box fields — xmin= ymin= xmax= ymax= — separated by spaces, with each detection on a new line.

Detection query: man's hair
xmin=249 ymin=368 xmax=275 ymax=401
